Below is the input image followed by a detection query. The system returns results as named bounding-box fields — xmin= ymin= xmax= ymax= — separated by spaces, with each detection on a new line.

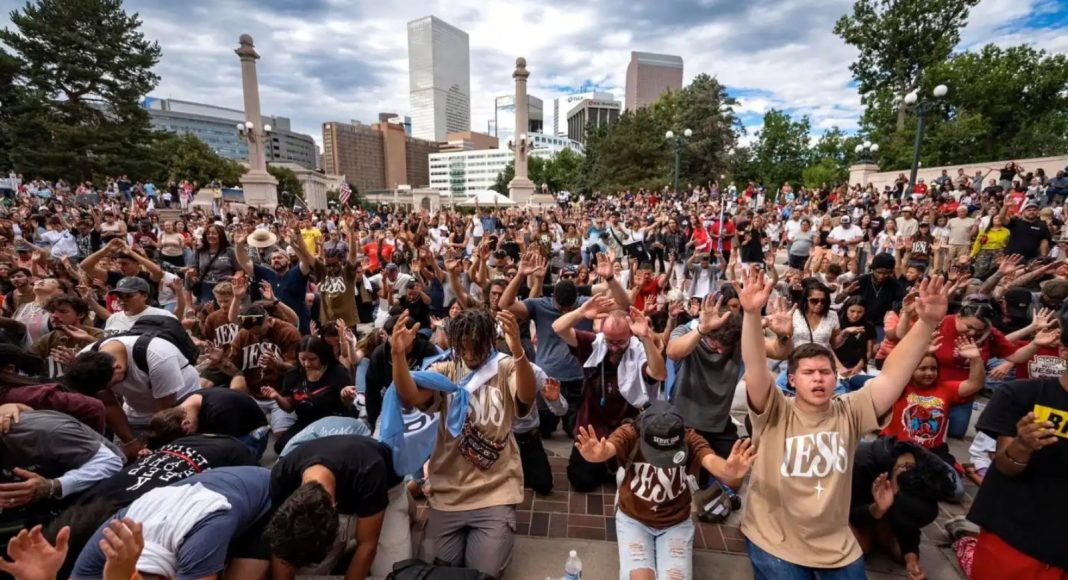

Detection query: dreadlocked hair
xmin=447 ymin=307 xmax=496 ymax=365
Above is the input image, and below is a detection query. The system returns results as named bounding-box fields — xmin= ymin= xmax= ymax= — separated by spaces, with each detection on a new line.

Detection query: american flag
xmin=339 ymin=182 xmax=352 ymax=207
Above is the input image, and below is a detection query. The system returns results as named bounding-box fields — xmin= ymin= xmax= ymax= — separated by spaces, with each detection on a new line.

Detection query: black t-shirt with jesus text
xmin=77 ymin=434 xmax=255 ymax=507
xmin=968 ymin=378 xmax=1068 ymax=570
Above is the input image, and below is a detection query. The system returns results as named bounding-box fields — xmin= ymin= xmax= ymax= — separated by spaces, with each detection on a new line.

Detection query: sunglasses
xmin=808 ymin=297 xmax=828 ymax=305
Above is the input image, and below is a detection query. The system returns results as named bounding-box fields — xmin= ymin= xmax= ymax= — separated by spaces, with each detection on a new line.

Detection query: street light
xmin=665 ymin=128 xmax=692 ymax=193
xmin=902 ymin=84 xmax=948 ymax=194
xmin=854 ymin=141 xmax=879 ymax=164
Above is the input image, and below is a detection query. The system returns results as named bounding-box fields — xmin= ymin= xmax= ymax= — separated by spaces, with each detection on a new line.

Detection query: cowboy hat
xmin=247 ymin=229 xmax=278 ymax=249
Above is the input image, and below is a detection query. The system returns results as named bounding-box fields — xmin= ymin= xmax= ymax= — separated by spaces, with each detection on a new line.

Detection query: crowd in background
xmin=0 ymin=161 xmax=1064 ymax=580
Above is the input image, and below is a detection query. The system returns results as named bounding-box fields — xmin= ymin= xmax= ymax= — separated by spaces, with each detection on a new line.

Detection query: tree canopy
xmin=0 ymin=0 xmax=161 ymax=182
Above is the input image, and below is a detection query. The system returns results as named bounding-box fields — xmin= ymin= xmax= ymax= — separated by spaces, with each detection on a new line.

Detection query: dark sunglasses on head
xmin=960 ymin=303 xmax=994 ymax=320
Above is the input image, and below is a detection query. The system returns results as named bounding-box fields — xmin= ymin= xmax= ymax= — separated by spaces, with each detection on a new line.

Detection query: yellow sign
xmin=1033 ymin=405 xmax=1068 ymax=439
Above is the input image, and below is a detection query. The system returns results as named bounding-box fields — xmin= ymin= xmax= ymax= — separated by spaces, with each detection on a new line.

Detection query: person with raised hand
xmin=738 ymin=265 xmax=951 ymax=580
xmin=388 ymin=307 xmax=534 ymax=579
xmin=552 ymin=296 xmax=666 ymax=492
xmin=573 ymin=401 xmax=757 ymax=580
xmin=99 ymin=518 xmax=143 ymax=580
xmin=666 ymin=288 xmax=792 ymax=494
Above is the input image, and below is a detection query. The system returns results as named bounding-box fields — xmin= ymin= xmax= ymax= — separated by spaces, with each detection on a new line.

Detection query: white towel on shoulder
xmin=123 ymin=482 xmax=232 ymax=578
xmin=583 ymin=334 xmax=649 ymax=408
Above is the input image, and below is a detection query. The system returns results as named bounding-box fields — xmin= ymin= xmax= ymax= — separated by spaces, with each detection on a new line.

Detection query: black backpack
xmin=93 ymin=315 xmax=199 ymax=374
xmin=387 ymin=560 xmax=491 ymax=580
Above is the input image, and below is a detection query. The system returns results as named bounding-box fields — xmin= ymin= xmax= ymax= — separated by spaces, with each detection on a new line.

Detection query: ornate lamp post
xmin=854 ymin=141 xmax=879 ymax=164
xmin=903 ymin=84 xmax=948 ymax=193
xmin=665 ymin=128 xmax=692 ymax=193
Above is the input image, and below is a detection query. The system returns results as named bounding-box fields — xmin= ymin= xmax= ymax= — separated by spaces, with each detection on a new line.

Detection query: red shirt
xmin=710 ymin=220 xmax=736 ymax=253
xmin=934 ymin=316 xmax=1016 ymax=383
xmin=883 ymin=381 xmax=962 ymax=450
xmin=362 ymin=241 xmax=394 ymax=273
xmin=1013 ymin=342 xmax=1065 ymax=380
xmin=634 ymin=278 xmax=661 ymax=311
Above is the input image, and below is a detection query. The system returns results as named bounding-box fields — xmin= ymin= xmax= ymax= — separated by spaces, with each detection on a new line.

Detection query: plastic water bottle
xmin=564 ymin=550 xmax=582 ymax=579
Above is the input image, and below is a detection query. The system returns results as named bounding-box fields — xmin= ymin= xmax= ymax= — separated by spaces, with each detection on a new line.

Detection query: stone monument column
xmin=236 ymin=34 xmax=278 ymax=208
xmin=507 ymin=58 xmax=536 ymax=205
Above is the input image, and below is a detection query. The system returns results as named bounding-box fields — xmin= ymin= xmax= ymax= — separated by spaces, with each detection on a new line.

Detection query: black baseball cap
xmin=1002 ymin=288 xmax=1032 ymax=319
xmin=108 ymin=276 xmax=151 ymax=295
xmin=639 ymin=401 xmax=688 ymax=469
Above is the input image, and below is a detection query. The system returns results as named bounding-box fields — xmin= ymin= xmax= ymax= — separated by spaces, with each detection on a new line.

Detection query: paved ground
xmin=406 ymin=386 xmax=982 ymax=580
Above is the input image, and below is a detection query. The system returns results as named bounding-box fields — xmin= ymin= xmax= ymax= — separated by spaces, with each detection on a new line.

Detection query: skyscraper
xmin=552 ymin=91 xmax=614 ymax=136
xmin=492 ymin=94 xmax=543 ymax=148
xmin=407 ymin=16 xmax=471 ymax=142
xmin=625 ymin=51 xmax=683 ymax=112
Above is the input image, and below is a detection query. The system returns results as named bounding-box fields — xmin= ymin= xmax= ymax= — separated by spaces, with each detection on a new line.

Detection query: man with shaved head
xmin=552 ymin=295 xmax=667 ymax=491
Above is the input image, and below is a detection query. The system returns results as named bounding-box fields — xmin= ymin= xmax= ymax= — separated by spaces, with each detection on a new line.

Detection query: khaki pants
xmin=421 ymin=505 xmax=516 ymax=578
xmin=946 ymin=245 xmax=971 ymax=269
xmin=300 ymin=482 xmax=412 ymax=578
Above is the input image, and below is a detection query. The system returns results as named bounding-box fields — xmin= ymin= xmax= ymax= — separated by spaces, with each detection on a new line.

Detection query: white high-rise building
xmin=552 ymin=91 xmax=614 ymax=136
xmin=408 ymin=16 xmax=471 ymax=143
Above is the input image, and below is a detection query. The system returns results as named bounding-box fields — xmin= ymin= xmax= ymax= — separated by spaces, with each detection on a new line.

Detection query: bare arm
xmin=390 ymin=312 xmax=434 ymax=407
xmin=739 ymin=269 xmax=775 ymax=414
xmin=867 ymin=278 xmax=949 ymax=415
xmin=498 ymin=268 xmax=530 ymax=318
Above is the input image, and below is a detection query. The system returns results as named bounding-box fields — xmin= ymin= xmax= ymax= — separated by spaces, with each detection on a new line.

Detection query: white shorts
xmin=255 ymin=398 xmax=296 ymax=433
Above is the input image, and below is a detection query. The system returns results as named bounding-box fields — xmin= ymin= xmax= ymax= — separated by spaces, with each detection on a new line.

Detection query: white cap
xmin=569 ymin=550 xmax=577 ymax=557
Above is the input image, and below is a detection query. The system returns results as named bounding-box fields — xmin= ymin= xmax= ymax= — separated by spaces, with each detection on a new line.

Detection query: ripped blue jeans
xmin=616 ymin=510 xmax=693 ymax=580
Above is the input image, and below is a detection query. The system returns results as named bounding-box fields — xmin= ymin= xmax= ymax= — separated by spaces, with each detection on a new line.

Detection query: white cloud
xmin=1 ymin=0 xmax=1062 ymax=148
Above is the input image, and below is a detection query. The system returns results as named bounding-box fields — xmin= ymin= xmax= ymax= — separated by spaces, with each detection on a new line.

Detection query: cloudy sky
xmin=4 ymin=0 xmax=1067 ymax=148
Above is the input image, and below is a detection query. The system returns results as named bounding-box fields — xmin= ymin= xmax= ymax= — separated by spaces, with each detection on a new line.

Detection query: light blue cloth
xmin=377 ymin=351 xmax=499 ymax=476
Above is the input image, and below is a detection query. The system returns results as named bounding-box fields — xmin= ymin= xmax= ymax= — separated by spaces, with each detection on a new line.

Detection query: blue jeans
xmin=984 ymin=357 xmax=1015 ymax=395
xmin=615 ymin=510 xmax=694 ymax=580
xmin=279 ymin=416 xmax=371 ymax=457
xmin=238 ymin=425 xmax=270 ymax=460
xmin=947 ymin=401 xmax=974 ymax=439
xmin=747 ymin=539 xmax=866 ymax=580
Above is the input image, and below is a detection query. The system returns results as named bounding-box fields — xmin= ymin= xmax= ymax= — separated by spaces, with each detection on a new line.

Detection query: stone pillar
xmin=507 ymin=58 xmax=536 ymax=205
xmin=236 ymin=34 xmax=278 ymax=209
xmin=848 ymin=162 xmax=880 ymax=187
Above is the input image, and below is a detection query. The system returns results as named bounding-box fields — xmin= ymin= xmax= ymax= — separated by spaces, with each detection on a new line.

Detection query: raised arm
xmin=954 ymin=338 xmax=987 ymax=399
xmin=666 ymin=295 xmax=729 ymax=361
xmin=498 ymin=310 xmax=535 ymax=407
xmin=593 ymin=252 xmax=632 ymax=310
xmin=738 ymin=267 xmax=776 ymax=414
xmin=551 ymin=293 xmax=613 ymax=347
xmin=81 ymin=238 xmax=124 ymax=281
xmin=498 ymin=264 xmax=530 ymax=319
xmin=233 ymin=231 xmax=254 ymax=276
xmin=867 ymin=277 xmax=951 ymax=415
xmin=389 ymin=311 xmax=434 ymax=408
xmin=285 ymin=229 xmax=315 ymax=275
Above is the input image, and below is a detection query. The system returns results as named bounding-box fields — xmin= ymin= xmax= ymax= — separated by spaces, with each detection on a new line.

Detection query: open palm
xmin=723 ymin=439 xmax=757 ymax=481
xmin=698 ymin=295 xmax=730 ymax=334
xmin=574 ymin=425 xmax=607 ymax=462
xmin=738 ymin=267 xmax=773 ymax=313
xmin=914 ymin=276 xmax=950 ymax=325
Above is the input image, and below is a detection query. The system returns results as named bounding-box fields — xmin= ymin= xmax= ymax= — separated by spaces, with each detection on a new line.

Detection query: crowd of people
xmin=0 ymin=162 xmax=1064 ymax=580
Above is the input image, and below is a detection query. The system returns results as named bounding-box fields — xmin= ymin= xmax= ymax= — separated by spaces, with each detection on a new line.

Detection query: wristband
xmin=1004 ymin=446 xmax=1028 ymax=467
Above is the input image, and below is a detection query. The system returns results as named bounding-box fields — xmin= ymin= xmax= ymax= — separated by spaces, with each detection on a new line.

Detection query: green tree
xmin=860 ymin=44 xmax=1068 ymax=168
xmin=267 ymin=164 xmax=304 ymax=204
xmin=750 ymin=110 xmax=812 ymax=193
xmin=491 ymin=160 xmax=514 ymax=195
xmin=546 ymin=148 xmax=583 ymax=192
xmin=148 ymin=132 xmax=244 ymax=187
xmin=834 ymin=0 xmax=979 ymax=130
xmin=0 ymin=0 xmax=162 ymax=182
xmin=674 ymin=74 xmax=742 ymax=187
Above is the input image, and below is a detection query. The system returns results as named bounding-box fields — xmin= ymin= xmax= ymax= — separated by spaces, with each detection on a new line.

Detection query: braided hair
xmin=447 ymin=307 xmax=496 ymax=368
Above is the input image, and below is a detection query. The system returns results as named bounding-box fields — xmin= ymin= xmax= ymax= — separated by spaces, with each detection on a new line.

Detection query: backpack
xmin=94 ymin=315 xmax=199 ymax=374
xmin=386 ymin=560 xmax=491 ymax=580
